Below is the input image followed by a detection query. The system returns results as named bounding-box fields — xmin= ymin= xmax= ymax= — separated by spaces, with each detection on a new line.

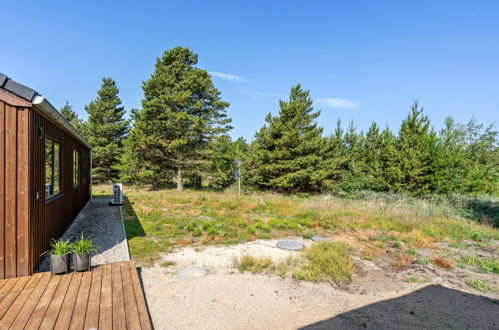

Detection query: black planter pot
xmin=50 ymin=254 xmax=70 ymax=274
xmin=72 ymin=252 xmax=91 ymax=272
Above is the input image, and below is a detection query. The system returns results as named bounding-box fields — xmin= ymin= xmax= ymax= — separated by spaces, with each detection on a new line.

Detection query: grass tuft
xmin=404 ymin=276 xmax=430 ymax=283
xmin=432 ymin=256 xmax=454 ymax=269
xmin=466 ymin=279 xmax=493 ymax=293
xmin=292 ymin=242 xmax=354 ymax=284
xmin=233 ymin=255 xmax=275 ymax=273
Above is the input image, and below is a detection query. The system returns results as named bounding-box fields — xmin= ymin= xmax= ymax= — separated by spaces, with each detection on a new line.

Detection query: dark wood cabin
xmin=0 ymin=73 xmax=91 ymax=279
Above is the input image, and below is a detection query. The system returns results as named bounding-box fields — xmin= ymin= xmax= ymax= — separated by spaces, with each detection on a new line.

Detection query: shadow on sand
xmin=301 ymin=285 xmax=499 ymax=330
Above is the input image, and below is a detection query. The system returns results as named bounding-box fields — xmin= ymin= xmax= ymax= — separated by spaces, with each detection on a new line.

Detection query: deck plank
xmin=112 ymin=262 xmax=127 ymax=329
xmin=10 ymin=272 xmax=51 ymax=329
xmin=53 ymin=271 xmax=83 ymax=330
xmin=69 ymin=271 xmax=92 ymax=330
xmin=121 ymin=262 xmax=141 ymax=329
xmin=0 ymin=275 xmax=31 ymax=320
xmin=24 ymin=273 xmax=63 ymax=329
xmin=99 ymin=263 xmax=113 ymax=329
xmin=0 ymin=262 xmax=151 ymax=329
xmin=37 ymin=272 xmax=74 ymax=329
xmin=84 ymin=265 xmax=102 ymax=330
xmin=129 ymin=260 xmax=152 ymax=330
xmin=0 ymin=273 xmax=43 ymax=327
xmin=0 ymin=278 xmax=19 ymax=302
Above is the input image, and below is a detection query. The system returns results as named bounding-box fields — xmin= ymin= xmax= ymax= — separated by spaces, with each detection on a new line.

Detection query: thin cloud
xmin=209 ymin=71 xmax=250 ymax=83
xmin=317 ymin=98 xmax=360 ymax=110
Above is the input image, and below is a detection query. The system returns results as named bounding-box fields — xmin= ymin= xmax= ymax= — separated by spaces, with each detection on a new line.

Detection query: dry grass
xmin=233 ymin=255 xmax=275 ymax=273
xmin=391 ymin=254 xmax=415 ymax=270
xmin=92 ymin=185 xmax=498 ymax=267
xmin=234 ymin=242 xmax=354 ymax=285
xmin=361 ymin=245 xmax=387 ymax=260
xmin=432 ymin=256 xmax=454 ymax=269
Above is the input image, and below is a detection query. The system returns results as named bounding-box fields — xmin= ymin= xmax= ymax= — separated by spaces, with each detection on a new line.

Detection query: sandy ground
xmin=139 ymin=238 xmax=499 ymax=330
xmin=37 ymin=197 xmax=130 ymax=272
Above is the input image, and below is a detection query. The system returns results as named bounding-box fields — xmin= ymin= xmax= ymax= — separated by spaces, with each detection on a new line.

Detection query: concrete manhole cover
xmin=311 ymin=236 xmax=329 ymax=242
xmin=276 ymin=240 xmax=305 ymax=251
xmin=176 ymin=267 xmax=207 ymax=278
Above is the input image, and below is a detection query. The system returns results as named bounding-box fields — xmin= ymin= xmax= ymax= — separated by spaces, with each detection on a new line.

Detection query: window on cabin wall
xmin=45 ymin=138 xmax=62 ymax=199
xmin=73 ymin=149 xmax=81 ymax=186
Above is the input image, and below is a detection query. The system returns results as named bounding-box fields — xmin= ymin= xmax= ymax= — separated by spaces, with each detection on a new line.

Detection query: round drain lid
xmin=176 ymin=267 xmax=207 ymax=278
xmin=276 ymin=240 xmax=305 ymax=251
xmin=311 ymin=236 xmax=329 ymax=242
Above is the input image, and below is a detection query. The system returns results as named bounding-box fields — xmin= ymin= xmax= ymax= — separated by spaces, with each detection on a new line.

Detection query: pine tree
xmin=360 ymin=122 xmax=387 ymax=191
xmin=321 ymin=120 xmax=348 ymax=191
xmin=83 ymin=78 xmax=129 ymax=183
xmin=341 ymin=121 xmax=365 ymax=192
xmin=60 ymin=101 xmax=82 ymax=131
xmin=121 ymin=47 xmax=231 ymax=190
xmin=206 ymin=136 xmax=249 ymax=190
xmin=247 ymin=84 xmax=325 ymax=192
xmin=395 ymin=101 xmax=437 ymax=194
xmin=430 ymin=117 xmax=468 ymax=194
xmin=462 ymin=119 xmax=499 ymax=194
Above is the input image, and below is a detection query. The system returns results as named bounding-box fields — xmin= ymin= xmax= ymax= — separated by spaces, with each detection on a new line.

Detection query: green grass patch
xmin=160 ymin=261 xmax=176 ymax=268
xmin=459 ymin=255 xmax=499 ymax=274
xmin=233 ymin=255 xmax=275 ymax=273
xmin=93 ymin=186 xmax=499 ymax=267
xmin=292 ymin=242 xmax=354 ymax=284
xmin=415 ymin=258 xmax=431 ymax=265
xmin=466 ymin=279 xmax=494 ymax=293
xmin=404 ymin=276 xmax=430 ymax=283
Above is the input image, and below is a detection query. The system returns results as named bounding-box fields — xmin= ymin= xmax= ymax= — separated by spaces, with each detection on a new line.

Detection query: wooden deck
xmin=0 ymin=261 xmax=151 ymax=329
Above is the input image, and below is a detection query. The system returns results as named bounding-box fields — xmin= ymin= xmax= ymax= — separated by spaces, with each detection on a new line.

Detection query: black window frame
xmin=45 ymin=137 xmax=63 ymax=201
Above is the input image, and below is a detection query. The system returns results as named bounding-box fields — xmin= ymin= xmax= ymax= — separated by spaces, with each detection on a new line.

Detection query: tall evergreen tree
xmin=247 ymin=84 xmax=325 ymax=192
xmin=83 ymin=78 xmax=129 ymax=183
xmin=359 ymin=122 xmax=387 ymax=191
xmin=321 ymin=120 xmax=348 ymax=191
xmin=462 ymin=119 xmax=499 ymax=194
xmin=121 ymin=47 xmax=231 ymax=190
xmin=395 ymin=101 xmax=437 ymax=194
xmin=60 ymin=101 xmax=82 ymax=131
xmin=341 ymin=121 xmax=366 ymax=192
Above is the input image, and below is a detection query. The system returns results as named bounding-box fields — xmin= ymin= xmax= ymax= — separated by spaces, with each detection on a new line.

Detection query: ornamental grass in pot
xmin=42 ymin=239 xmax=73 ymax=274
xmin=72 ymin=234 xmax=98 ymax=272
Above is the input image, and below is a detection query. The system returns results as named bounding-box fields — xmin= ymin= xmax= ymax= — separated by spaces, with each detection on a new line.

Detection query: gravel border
xmin=37 ymin=197 xmax=130 ymax=272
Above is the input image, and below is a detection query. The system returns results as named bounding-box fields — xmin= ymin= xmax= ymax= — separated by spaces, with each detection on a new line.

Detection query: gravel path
xmin=37 ymin=197 xmax=130 ymax=272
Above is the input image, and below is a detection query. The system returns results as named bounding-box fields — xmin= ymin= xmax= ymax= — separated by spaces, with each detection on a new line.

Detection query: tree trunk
xmin=176 ymin=166 xmax=184 ymax=192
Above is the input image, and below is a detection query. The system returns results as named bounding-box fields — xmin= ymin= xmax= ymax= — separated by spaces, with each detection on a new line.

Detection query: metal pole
xmin=238 ymin=176 xmax=241 ymax=198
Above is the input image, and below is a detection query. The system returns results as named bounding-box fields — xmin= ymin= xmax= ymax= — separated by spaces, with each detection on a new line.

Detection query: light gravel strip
xmin=37 ymin=197 xmax=130 ymax=272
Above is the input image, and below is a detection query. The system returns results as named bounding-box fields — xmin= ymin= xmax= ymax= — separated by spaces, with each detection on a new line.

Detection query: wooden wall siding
xmin=0 ymin=100 xmax=30 ymax=278
xmin=30 ymin=109 xmax=90 ymax=273
xmin=0 ymin=95 xmax=90 ymax=279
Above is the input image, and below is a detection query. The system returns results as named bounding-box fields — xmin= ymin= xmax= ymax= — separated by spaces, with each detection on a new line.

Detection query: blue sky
xmin=1 ymin=1 xmax=498 ymax=139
